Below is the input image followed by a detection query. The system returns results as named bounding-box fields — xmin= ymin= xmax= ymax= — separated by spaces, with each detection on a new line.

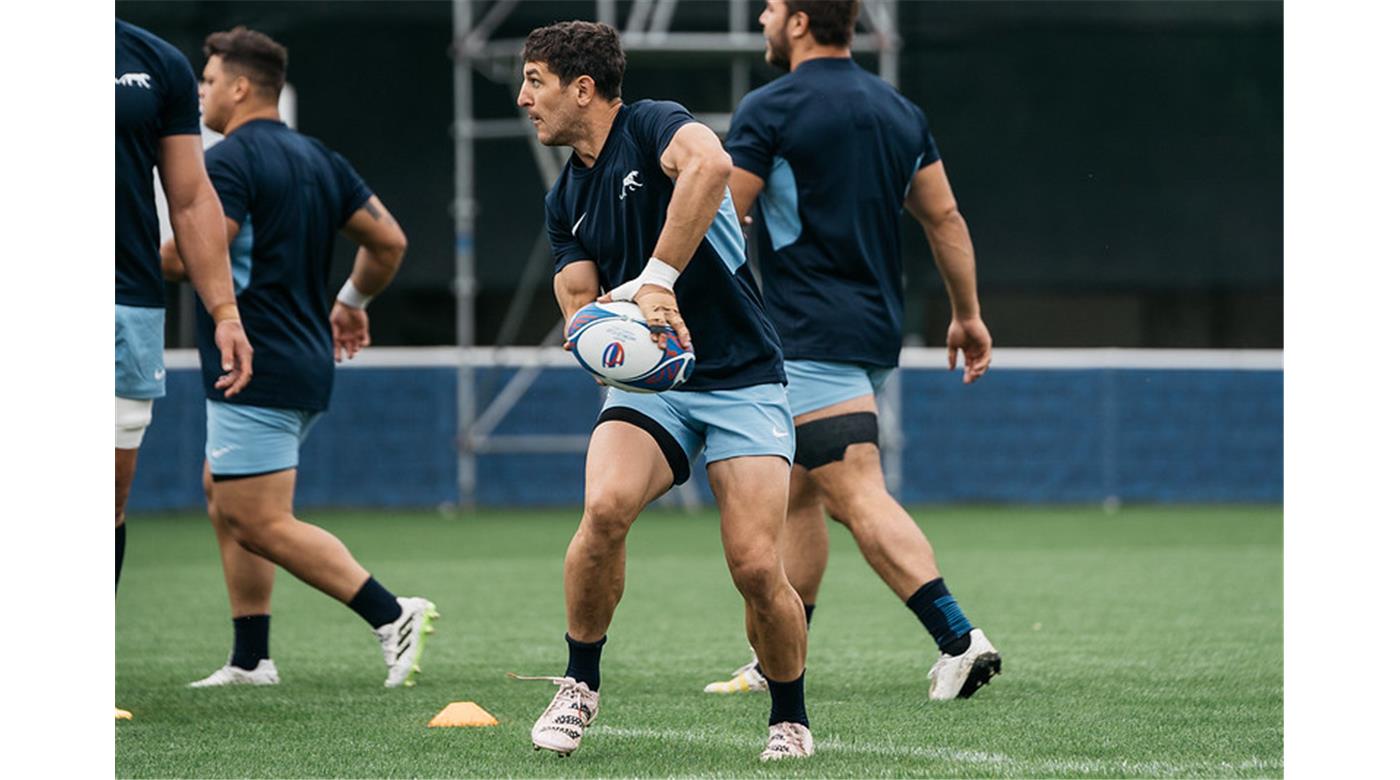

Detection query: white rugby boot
xmin=927 ymin=628 xmax=1002 ymax=700
xmin=513 ymin=675 xmax=599 ymax=756
xmin=759 ymin=721 xmax=814 ymax=761
xmin=375 ymin=597 xmax=439 ymax=688
xmin=189 ymin=658 xmax=280 ymax=688
xmin=703 ymin=650 xmax=768 ymax=694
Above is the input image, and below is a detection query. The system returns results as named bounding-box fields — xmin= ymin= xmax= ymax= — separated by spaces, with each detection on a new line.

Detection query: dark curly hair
xmin=522 ymin=21 xmax=626 ymax=101
xmin=787 ymin=1 xmax=860 ymax=48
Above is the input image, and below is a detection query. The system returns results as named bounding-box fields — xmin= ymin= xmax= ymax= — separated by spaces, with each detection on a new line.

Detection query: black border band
xmin=211 ymin=467 xmax=294 ymax=483
xmin=596 ymin=406 xmax=692 ymax=486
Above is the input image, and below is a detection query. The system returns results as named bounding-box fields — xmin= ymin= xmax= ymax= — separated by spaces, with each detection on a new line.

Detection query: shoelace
xmin=508 ymin=673 xmax=591 ymax=716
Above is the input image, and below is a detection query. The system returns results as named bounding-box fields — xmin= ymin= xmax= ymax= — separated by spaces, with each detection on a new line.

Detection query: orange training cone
xmin=428 ymin=701 xmax=498 ymax=727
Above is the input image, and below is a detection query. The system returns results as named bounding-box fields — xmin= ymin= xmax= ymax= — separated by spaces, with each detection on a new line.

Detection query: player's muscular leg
xmin=798 ymin=396 xmax=941 ymax=601
xmin=212 ymin=469 xmax=370 ymax=603
xmin=115 ymin=448 xmax=139 ymax=528
xmin=710 ymin=455 xmax=807 ymax=682
xmin=565 ymin=421 xmax=675 ymax=642
xmin=782 ymin=466 xmax=828 ymax=606
xmin=204 ymin=463 xmax=275 ymax=616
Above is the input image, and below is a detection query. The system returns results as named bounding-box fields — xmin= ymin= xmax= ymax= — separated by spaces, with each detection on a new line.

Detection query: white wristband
xmin=336 ymin=279 xmax=374 ymax=309
xmin=608 ymin=257 xmax=680 ymax=302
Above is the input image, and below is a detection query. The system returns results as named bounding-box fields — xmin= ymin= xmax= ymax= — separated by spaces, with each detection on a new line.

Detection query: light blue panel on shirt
xmin=760 ymin=156 xmax=801 ymax=250
xmin=230 ymin=220 xmax=253 ymax=293
xmin=904 ymin=153 xmax=925 ymax=200
xmin=704 ymin=187 xmax=748 ymax=274
xmin=115 ymin=304 xmax=166 ymax=399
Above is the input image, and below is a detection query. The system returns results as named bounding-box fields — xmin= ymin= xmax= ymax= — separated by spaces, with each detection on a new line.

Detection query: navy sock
xmin=803 ymin=603 xmax=816 ymax=626
xmin=230 ymin=615 xmax=270 ymax=670
xmin=116 ymin=524 xmax=126 ymax=592
xmin=906 ymin=578 xmax=973 ymax=655
xmin=347 ymin=576 xmax=402 ymax=629
xmin=767 ymin=671 xmax=809 ymax=727
xmin=565 ymin=633 xmax=605 ymax=692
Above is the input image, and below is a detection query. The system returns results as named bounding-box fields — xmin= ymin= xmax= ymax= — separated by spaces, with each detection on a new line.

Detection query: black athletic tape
xmin=793 ymin=412 xmax=879 ymax=470
xmin=211 ymin=467 xmax=294 ymax=483
xmin=596 ymin=407 xmax=692 ymax=486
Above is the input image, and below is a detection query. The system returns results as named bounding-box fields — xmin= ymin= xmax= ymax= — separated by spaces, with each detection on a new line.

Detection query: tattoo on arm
xmin=365 ymin=200 xmax=383 ymax=220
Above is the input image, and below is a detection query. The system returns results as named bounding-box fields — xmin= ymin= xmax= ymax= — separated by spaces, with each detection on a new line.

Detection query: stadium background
xmin=114 ymin=0 xmax=1282 ymax=511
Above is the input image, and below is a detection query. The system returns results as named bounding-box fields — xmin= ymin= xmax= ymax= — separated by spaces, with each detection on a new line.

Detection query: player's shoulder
xmin=623 ymin=98 xmax=694 ymax=131
xmin=859 ymin=69 xmax=927 ymax=122
xmin=544 ymin=173 xmax=570 ymax=215
xmin=735 ymin=73 xmax=797 ymax=113
xmin=116 ymin=20 xmax=191 ymax=75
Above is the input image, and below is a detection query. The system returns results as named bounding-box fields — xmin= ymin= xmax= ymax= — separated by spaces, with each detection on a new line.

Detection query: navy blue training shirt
xmin=195 ymin=120 xmax=373 ymax=411
xmin=116 ymin=19 xmax=201 ymax=308
xmin=726 ymin=57 xmax=941 ymax=368
xmin=546 ymin=100 xmax=785 ymax=392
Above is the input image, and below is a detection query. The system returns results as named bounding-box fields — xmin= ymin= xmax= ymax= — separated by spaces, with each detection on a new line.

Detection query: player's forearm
xmin=159 ymin=238 xmax=188 ymax=282
xmin=172 ymin=185 xmax=238 ymax=317
xmin=347 ymin=241 xmax=406 ymax=300
xmin=652 ymin=153 xmax=732 ymax=272
xmin=925 ymin=212 xmax=981 ymax=320
xmin=554 ymin=278 xmax=598 ymax=323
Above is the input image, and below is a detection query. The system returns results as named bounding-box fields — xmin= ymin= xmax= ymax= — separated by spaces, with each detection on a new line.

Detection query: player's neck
xmin=572 ymin=101 xmax=623 ymax=168
xmin=787 ymin=46 xmax=852 ymax=72
xmin=223 ymin=105 xmax=282 ymax=136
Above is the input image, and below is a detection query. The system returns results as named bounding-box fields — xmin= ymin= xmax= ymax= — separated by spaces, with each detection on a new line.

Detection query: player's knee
xmin=726 ymin=550 xmax=783 ymax=598
xmin=218 ymin=505 xmax=263 ymax=545
xmin=822 ymin=487 xmax=886 ymax=533
xmin=581 ymin=489 xmax=640 ymax=541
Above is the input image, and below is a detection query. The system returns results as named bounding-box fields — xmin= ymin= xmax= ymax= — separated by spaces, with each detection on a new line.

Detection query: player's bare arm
xmin=604 ymin=123 xmax=730 ymax=350
xmin=555 ymin=260 xmax=602 ymax=348
xmin=727 ymin=167 xmax=766 ymax=223
xmin=161 ymin=216 xmax=241 ymax=282
xmin=331 ymin=196 xmax=408 ymax=362
xmin=905 ymin=160 xmax=991 ymax=384
xmin=159 ymin=133 xmax=254 ymax=396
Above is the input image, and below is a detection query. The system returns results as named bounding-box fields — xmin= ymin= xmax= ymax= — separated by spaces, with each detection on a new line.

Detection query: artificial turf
xmin=116 ymin=505 xmax=1282 ymax=778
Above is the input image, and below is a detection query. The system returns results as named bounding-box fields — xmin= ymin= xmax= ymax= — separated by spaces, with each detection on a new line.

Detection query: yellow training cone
xmin=115 ymin=708 xmax=133 ymax=720
xmin=428 ymin=701 xmax=498 ymax=728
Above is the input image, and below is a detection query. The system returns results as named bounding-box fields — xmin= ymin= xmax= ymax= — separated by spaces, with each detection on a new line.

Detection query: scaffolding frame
xmin=450 ymin=0 xmax=902 ymax=507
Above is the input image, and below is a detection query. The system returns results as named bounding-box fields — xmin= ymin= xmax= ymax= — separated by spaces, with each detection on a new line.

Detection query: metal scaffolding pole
xmin=452 ymin=0 xmax=477 ymax=507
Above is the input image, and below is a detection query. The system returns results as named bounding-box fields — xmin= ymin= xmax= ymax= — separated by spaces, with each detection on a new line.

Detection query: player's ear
xmin=232 ymin=74 xmax=251 ymax=103
xmin=789 ymin=10 xmax=810 ymax=40
xmin=574 ymin=75 xmax=595 ymax=105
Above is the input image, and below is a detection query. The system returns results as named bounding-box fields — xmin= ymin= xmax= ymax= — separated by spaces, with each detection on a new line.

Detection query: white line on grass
xmin=591 ymin=725 xmax=1281 ymax=777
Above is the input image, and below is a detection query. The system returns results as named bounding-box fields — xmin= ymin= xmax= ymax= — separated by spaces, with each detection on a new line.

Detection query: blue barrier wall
xmin=128 ymin=366 xmax=1282 ymax=512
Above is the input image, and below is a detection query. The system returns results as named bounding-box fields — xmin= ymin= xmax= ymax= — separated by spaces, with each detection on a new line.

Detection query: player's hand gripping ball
xmin=566 ymin=301 xmax=695 ymax=392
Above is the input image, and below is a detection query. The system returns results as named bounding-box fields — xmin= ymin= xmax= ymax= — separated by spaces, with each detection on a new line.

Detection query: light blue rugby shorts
xmin=115 ymin=304 xmax=166 ymax=399
xmin=598 ymin=383 xmax=795 ymax=486
xmin=206 ymin=400 xmax=323 ymax=479
xmin=783 ymin=359 xmax=893 ymax=417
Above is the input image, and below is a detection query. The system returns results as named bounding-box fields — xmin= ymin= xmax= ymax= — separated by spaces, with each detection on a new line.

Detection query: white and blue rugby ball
xmin=566 ymin=301 xmax=695 ymax=393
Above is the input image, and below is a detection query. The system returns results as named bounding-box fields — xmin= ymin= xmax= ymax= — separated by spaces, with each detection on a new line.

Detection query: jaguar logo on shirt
xmin=115 ymin=72 xmax=153 ymax=89
xmin=619 ymin=170 xmax=643 ymax=200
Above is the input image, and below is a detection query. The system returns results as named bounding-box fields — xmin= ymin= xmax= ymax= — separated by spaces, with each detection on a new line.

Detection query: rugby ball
xmin=566 ymin=301 xmax=695 ymax=392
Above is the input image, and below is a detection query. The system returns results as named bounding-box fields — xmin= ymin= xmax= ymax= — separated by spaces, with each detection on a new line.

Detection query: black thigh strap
xmin=794 ymin=412 xmax=879 ymax=471
xmin=596 ymin=406 xmax=692 ymax=486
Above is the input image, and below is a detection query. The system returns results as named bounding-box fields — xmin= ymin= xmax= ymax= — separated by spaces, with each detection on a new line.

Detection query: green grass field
xmin=116 ymin=505 xmax=1282 ymax=778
